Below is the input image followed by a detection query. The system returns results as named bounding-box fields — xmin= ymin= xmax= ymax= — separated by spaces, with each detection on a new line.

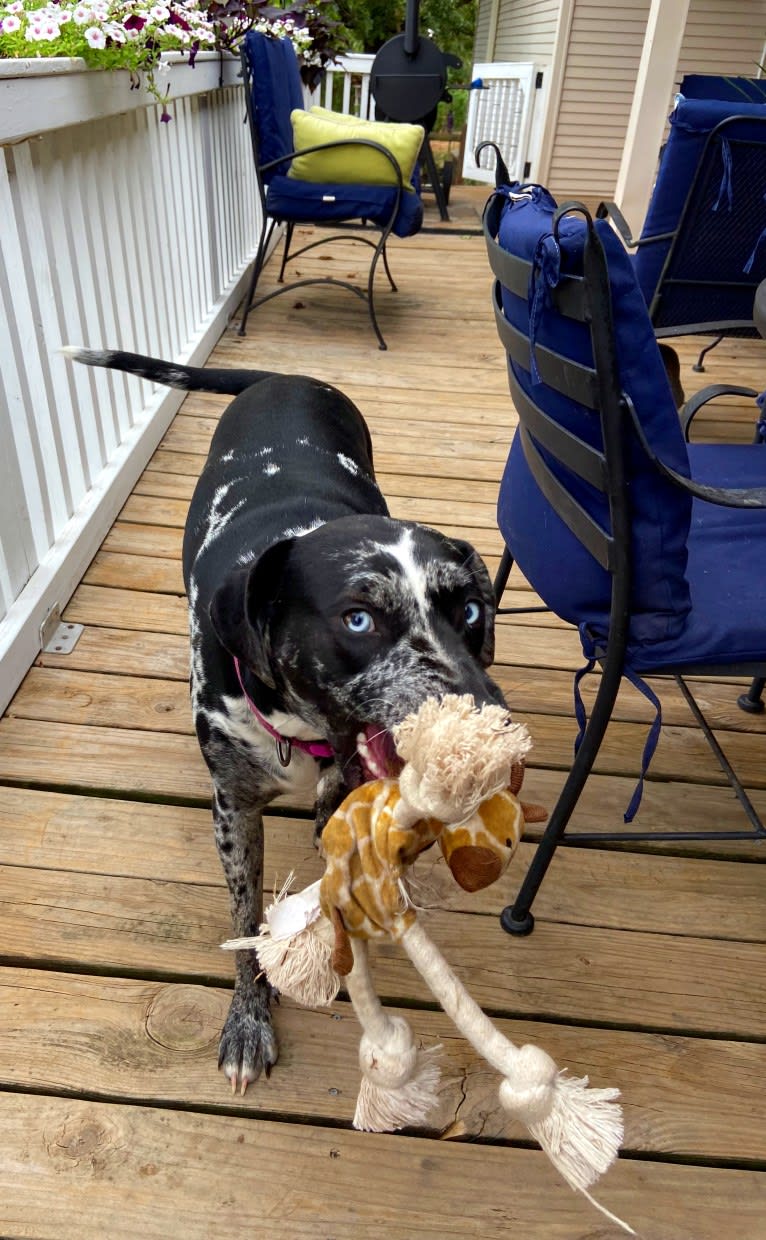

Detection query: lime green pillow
xmin=288 ymin=108 xmax=424 ymax=192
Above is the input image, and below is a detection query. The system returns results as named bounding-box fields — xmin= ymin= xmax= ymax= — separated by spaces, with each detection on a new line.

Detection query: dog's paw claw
xmin=218 ymin=990 xmax=279 ymax=1093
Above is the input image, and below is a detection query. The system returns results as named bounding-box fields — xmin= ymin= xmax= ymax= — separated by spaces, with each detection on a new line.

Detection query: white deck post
xmin=614 ymin=0 xmax=690 ymax=235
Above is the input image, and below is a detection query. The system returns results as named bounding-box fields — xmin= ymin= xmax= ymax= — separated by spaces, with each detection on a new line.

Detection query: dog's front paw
xmin=218 ymin=983 xmax=278 ymax=1094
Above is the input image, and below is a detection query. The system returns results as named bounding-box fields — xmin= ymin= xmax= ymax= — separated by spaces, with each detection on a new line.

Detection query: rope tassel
xmin=347 ymin=939 xmax=443 ymax=1132
xmin=399 ymin=921 xmax=634 ymax=1234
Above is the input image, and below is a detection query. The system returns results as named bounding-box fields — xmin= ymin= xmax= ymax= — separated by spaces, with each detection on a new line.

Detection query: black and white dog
xmin=66 ymin=347 xmax=508 ymax=1092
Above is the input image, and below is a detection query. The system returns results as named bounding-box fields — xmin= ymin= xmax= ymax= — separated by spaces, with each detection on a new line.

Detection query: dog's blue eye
xmin=343 ymin=609 xmax=376 ymax=634
xmin=465 ymin=600 xmax=482 ymax=627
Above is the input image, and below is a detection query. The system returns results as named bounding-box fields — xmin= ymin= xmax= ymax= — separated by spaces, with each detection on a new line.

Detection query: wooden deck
xmin=1 ymin=196 xmax=765 ymax=1239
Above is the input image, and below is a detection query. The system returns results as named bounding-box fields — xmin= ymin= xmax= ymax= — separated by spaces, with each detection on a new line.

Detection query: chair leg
xmin=738 ymin=677 xmax=765 ymax=715
xmin=493 ymin=546 xmax=513 ymax=607
xmin=381 ymin=243 xmax=398 ymax=293
xmin=238 ymin=220 xmax=276 ymax=338
xmin=501 ymin=655 xmax=624 ymax=936
xmin=366 ymin=234 xmax=391 ymax=351
xmin=277 ymin=222 xmax=294 ymax=284
xmin=692 ymin=332 xmax=724 ymax=372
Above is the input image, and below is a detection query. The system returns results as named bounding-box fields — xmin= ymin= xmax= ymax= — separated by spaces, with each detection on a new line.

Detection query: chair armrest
xmin=624 ymin=393 xmax=766 ymax=508
xmin=597 ymin=200 xmax=677 ymax=249
xmin=596 ymin=201 xmax=637 ymax=247
xmin=680 ymin=384 xmax=758 ymax=442
xmin=259 ymin=137 xmax=409 ymax=195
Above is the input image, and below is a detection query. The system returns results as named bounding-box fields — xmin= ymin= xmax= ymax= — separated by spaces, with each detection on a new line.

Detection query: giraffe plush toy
xmin=223 ymin=695 xmax=633 ymax=1235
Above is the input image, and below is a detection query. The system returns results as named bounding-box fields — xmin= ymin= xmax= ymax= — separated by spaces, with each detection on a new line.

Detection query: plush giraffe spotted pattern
xmin=318 ymin=778 xmax=530 ymax=946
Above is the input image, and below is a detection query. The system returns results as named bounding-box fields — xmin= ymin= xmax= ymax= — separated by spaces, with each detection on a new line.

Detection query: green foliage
xmin=330 ymin=0 xmax=477 ymax=129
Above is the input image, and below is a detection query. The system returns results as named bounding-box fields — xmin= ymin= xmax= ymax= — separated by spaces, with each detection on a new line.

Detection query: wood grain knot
xmin=144 ymin=983 xmax=224 ymax=1053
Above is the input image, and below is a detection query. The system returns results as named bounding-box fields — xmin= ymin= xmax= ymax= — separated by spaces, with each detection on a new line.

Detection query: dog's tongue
xmin=357 ymin=724 xmax=401 ymax=781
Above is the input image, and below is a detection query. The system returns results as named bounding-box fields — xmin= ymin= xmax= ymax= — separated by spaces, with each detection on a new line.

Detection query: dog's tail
xmin=60 ymin=346 xmax=274 ymax=395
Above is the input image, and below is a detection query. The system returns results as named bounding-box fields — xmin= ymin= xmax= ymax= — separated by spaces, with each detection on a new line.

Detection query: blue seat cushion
xmin=634 ymin=96 xmax=766 ymax=323
xmin=266 ymin=175 xmax=423 ymax=238
xmin=495 ymin=185 xmax=693 ymax=650
xmin=582 ymin=445 xmax=766 ymax=671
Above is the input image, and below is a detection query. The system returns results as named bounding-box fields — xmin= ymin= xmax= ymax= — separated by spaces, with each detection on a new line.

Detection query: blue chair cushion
xmin=266 ymin=175 xmax=423 ymax=238
xmin=243 ymin=32 xmax=304 ymax=178
xmin=679 ymin=75 xmax=766 ymax=104
xmin=582 ymin=445 xmax=766 ymax=671
xmin=495 ymin=185 xmax=693 ymax=650
xmin=634 ymin=96 xmax=766 ymax=320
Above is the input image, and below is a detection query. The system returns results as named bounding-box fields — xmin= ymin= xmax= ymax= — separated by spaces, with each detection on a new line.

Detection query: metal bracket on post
xmin=39 ymin=605 xmax=83 ymax=655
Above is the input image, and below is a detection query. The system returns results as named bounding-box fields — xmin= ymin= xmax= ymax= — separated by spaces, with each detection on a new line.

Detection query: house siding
xmin=546 ymin=0 xmax=651 ymax=201
xmin=546 ymin=0 xmax=766 ymax=202
xmin=676 ymin=0 xmax=766 ymax=80
xmin=474 ymin=0 xmax=560 ymax=65
xmin=475 ymin=0 xmax=766 ymax=204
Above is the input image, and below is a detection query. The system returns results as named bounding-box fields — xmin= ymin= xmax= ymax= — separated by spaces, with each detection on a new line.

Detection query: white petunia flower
xmin=1 ymin=12 xmax=21 ymax=30
xmin=36 ymin=18 xmax=60 ymax=38
xmin=84 ymin=23 xmax=106 ymax=46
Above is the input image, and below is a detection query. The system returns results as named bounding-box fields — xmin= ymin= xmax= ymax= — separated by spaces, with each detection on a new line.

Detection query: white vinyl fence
xmin=0 ymin=52 xmax=260 ymax=713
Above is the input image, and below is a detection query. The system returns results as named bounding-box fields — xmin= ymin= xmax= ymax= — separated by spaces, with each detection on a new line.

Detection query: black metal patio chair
xmin=598 ymin=94 xmax=766 ymax=372
xmin=482 ymin=178 xmax=766 ymax=936
xmin=238 ymin=31 xmax=425 ymax=350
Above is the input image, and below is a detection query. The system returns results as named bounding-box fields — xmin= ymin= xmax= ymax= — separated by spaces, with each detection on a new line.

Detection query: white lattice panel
xmin=463 ymin=62 xmax=539 ymax=184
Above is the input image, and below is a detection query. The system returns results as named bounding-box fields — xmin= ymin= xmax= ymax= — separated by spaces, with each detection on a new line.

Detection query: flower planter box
xmin=0 ymin=50 xmax=241 ymax=144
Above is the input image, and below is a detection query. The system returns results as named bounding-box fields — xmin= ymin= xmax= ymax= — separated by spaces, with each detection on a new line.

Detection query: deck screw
xmin=328 ymin=1086 xmax=340 ymax=1096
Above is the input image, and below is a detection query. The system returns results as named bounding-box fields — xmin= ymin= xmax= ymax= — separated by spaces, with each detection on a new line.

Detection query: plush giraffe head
xmin=318 ymin=696 xmax=547 ymax=957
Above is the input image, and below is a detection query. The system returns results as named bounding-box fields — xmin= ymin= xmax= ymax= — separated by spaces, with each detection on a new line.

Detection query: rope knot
xmin=499 ymin=1043 xmax=559 ymax=1124
xmin=359 ymin=1018 xmax=418 ymax=1090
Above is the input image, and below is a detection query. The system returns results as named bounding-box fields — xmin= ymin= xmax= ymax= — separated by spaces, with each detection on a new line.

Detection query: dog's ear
xmin=450 ymin=538 xmax=497 ymax=668
xmin=208 ymin=539 xmax=295 ymax=689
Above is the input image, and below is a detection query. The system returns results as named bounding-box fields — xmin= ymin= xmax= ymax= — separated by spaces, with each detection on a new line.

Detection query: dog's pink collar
xmin=233 ymin=657 xmax=334 ymax=767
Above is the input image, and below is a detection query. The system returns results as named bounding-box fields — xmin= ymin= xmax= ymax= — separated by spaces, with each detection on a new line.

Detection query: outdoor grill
xmin=370 ymin=0 xmax=461 ymax=219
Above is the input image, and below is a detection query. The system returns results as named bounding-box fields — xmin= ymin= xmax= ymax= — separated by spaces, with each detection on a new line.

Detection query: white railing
xmin=0 ymin=52 xmax=260 ymax=713
xmin=309 ymin=52 xmax=375 ymax=118
xmin=0 ymin=48 xmax=374 ymax=715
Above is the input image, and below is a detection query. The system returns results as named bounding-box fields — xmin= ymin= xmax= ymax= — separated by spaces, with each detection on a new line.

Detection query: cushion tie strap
xmin=528 ymin=232 xmax=562 ymax=385
xmin=743 ymin=198 xmax=766 ymax=274
xmin=572 ymin=659 xmax=662 ymax=823
xmin=712 ymin=136 xmax=733 ymax=212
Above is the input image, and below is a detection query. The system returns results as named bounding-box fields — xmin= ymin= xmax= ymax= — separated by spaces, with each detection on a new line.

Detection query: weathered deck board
xmin=2 ymin=860 xmax=765 ymax=1035
xmin=15 ymin=663 xmax=766 ymax=734
xmin=1 ymin=215 xmax=765 ymax=1238
xmin=2 ymin=787 xmax=764 ymax=939
xmin=2 ymin=968 xmax=765 ymax=1160
xmin=2 ymin=702 xmax=764 ymax=801
xmin=6 ymin=1093 xmax=766 ymax=1240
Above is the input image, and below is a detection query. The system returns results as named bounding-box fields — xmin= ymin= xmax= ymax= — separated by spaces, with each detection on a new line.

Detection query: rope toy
xmin=223 ymin=694 xmax=633 ymax=1234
